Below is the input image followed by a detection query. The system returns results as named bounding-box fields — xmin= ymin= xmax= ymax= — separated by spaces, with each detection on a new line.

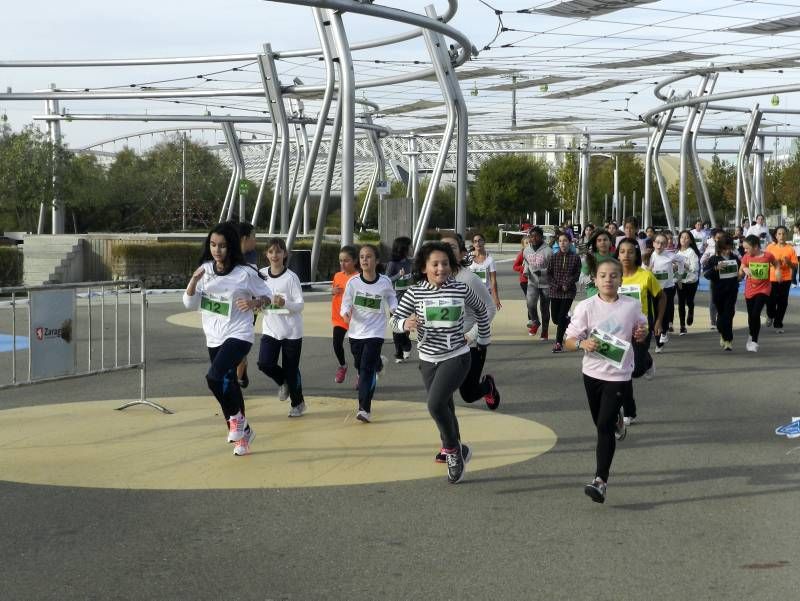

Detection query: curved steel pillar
xmin=652 ymin=104 xmax=677 ymax=232
xmin=679 ymin=74 xmax=710 ymax=231
xmin=251 ymin=133 xmax=277 ymax=226
xmin=690 ymin=73 xmax=718 ymax=228
xmin=311 ymin=101 xmax=343 ymax=279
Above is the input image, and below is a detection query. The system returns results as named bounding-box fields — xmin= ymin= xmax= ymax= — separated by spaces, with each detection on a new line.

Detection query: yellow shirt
xmin=620 ymin=267 xmax=661 ymax=316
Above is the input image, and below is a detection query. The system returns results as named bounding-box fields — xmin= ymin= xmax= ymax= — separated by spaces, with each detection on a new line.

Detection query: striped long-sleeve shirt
xmin=390 ymin=277 xmax=491 ymax=363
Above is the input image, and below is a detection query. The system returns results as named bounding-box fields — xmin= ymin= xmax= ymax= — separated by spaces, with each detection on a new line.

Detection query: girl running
xmin=331 ymin=246 xmax=359 ymax=383
xmin=257 ymin=238 xmax=306 ymax=417
xmin=524 ymin=227 xmax=553 ymax=338
xmin=183 ymin=222 xmax=272 ymax=456
xmin=739 ymin=235 xmax=777 ymax=352
xmin=469 ymin=232 xmax=502 ymax=310
xmin=765 ymin=226 xmax=798 ymax=334
xmin=676 ymin=230 xmax=701 ymax=335
xmin=565 ymin=257 xmax=648 ymax=503
xmin=386 ymin=236 xmax=414 ymax=363
xmin=703 ymin=234 xmax=741 ymax=351
xmin=441 ymin=233 xmax=500 ymax=416
xmin=390 ymin=242 xmax=491 ymax=484
xmin=547 ymin=232 xmax=582 ymax=353
xmin=340 ymin=244 xmax=397 ymax=423
xmin=615 ymin=238 xmax=665 ymax=425
xmin=648 ymin=232 xmax=685 ymax=351
xmin=582 ymin=229 xmax=613 ymax=298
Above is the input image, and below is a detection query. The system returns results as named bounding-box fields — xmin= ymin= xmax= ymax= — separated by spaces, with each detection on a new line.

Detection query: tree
xmin=471 ymin=154 xmax=556 ymax=225
xmin=554 ymin=150 xmax=580 ymax=212
xmin=589 ymin=149 xmax=645 ymax=223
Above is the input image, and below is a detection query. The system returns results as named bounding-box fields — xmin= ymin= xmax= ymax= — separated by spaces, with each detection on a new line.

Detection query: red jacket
xmin=513 ymin=251 xmax=528 ymax=283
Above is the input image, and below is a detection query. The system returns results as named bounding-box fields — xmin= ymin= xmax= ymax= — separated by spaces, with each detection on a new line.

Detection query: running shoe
xmin=233 ymin=427 xmax=255 ymax=456
xmin=776 ymin=328 xmax=785 ymax=334
xmin=679 ymin=328 xmax=687 ymax=336
xmin=687 ymin=308 xmax=694 ymax=326
xmin=402 ymin=350 xmax=412 ymax=361
xmin=655 ymin=345 xmax=663 ymax=354
xmin=746 ymin=340 xmax=759 ymax=352
xmin=483 ymin=374 xmax=500 ymax=411
xmin=288 ymin=402 xmax=307 ymax=418
xmin=765 ymin=318 xmax=773 ymax=327
xmin=668 ymin=326 xmax=674 ymax=333
xmin=710 ymin=321 xmax=716 ymax=330
xmin=356 ymin=409 xmax=371 ymax=423
xmin=551 ymin=342 xmax=563 ymax=353
xmin=614 ymin=408 xmax=627 ymax=441
xmin=528 ymin=322 xmax=540 ymax=336
xmin=278 ymin=383 xmax=289 ymax=402
xmin=644 ymin=364 xmax=655 ymax=380
xmin=238 ymin=374 xmax=249 ymax=389
xmin=394 ymin=356 xmax=404 ymax=364
xmin=446 ymin=446 xmax=466 ymax=484
xmin=334 ymin=365 xmax=347 ymax=384
xmin=623 ymin=416 xmax=631 ymax=427
xmin=659 ymin=333 xmax=669 ymax=345
xmin=540 ymin=330 xmax=549 ymax=341
xmin=227 ymin=413 xmax=248 ymax=443
xmin=584 ymin=477 xmax=607 ymax=503
xmin=435 ymin=443 xmax=472 ymax=464
xmin=723 ymin=341 xmax=733 ymax=351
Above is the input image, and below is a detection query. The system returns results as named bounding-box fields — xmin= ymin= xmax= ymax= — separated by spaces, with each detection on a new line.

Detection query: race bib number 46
xmin=589 ymin=327 xmax=631 ymax=370
xmin=749 ymin=262 xmax=769 ymax=280
xmin=200 ymin=293 xmax=231 ymax=321
xmin=354 ymin=292 xmax=382 ymax=312
xmin=424 ymin=298 xmax=464 ymax=328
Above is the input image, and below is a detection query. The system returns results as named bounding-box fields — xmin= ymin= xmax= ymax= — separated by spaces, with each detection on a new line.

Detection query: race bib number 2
xmin=424 ymin=298 xmax=464 ymax=328
xmin=588 ymin=328 xmax=630 ymax=370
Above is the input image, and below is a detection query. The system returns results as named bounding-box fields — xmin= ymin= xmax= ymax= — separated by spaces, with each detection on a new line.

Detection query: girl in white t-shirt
xmin=469 ymin=233 xmax=501 ymax=309
xmin=257 ymin=238 xmax=306 ymax=417
xmin=340 ymin=244 xmax=398 ymax=423
xmin=565 ymin=258 xmax=648 ymax=503
xmin=676 ymin=230 xmax=701 ymax=335
xmin=647 ymin=232 xmax=685 ymax=351
xmin=183 ymin=222 xmax=272 ymax=456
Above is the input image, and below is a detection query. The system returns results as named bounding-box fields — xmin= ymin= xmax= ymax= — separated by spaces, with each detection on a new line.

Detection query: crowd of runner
xmin=183 ymin=216 xmax=798 ymax=501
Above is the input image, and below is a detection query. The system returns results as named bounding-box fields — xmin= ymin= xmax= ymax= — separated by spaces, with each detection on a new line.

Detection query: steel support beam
xmin=679 ymin=74 xmax=710 ymax=231
xmin=652 ymin=104 xmax=677 ymax=233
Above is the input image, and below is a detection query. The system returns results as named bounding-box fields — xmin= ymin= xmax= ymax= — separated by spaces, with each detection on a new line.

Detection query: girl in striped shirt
xmin=390 ymin=242 xmax=491 ymax=485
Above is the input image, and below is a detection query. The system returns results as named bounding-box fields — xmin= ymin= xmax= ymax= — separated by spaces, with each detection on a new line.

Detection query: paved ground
xmin=2 ymin=256 xmax=800 ymax=600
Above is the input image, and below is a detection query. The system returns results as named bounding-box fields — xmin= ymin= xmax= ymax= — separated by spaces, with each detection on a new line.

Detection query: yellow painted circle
xmin=0 ymin=396 xmax=557 ymax=490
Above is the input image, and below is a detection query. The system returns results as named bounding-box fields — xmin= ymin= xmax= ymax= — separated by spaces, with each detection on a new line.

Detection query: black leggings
xmin=676 ymin=281 xmax=698 ymax=328
xmin=392 ymin=331 xmax=412 ymax=359
xmin=713 ymin=290 xmax=737 ymax=342
xmin=207 ymin=338 xmax=252 ymax=421
xmin=257 ymin=335 xmax=304 ymax=407
xmin=746 ymin=295 xmax=767 ymax=343
xmin=421 ymin=352 xmax=471 ymax=450
xmin=657 ymin=286 xmax=675 ymax=343
xmin=333 ymin=326 xmax=347 ymax=366
xmin=583 ymin=374 xmax=627 ymax=483
xmin=350 ymin=337 xmax=383 ymax=412
xmin=549 ymin=296 xmax=574 ymax=344
xmin=459 ymin=346 xmax=490 ymax=403
xmin=766 ymin=281 xmax=791 ymax=328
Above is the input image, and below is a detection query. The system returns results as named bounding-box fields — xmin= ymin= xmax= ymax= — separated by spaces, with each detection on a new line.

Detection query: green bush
xmin=111 ymin=242 xmax=201 ymax=288
xmin=356 ymin=231 xmax=380 ymax=243
xmin=0 ymin=246 xmax=23 ymax=287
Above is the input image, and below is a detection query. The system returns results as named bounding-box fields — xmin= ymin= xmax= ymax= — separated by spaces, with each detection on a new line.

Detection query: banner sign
xmin=29 ymin=289 xmax=76 ymax=380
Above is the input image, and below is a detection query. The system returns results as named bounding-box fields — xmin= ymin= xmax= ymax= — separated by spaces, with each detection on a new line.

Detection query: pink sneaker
xmin=227 ymin=412 xmax=247 ymax=443
xmin=335 ymin=365 xmax=347 ymax=384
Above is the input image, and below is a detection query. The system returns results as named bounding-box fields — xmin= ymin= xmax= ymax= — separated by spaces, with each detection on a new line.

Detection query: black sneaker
xmin=584 ymin=478 xmax=607 ymax=503
xmin=483 ymin=374 xmax=500 ymax=411
xmin=446 ymin=446 xmax=466 ymax=484
xmin=436 ymin=443 xmax=471 ymax=465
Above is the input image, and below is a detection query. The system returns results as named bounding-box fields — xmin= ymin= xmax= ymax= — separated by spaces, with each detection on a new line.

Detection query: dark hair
xmin=744 ymin=234 xmax=761 ymax=248
xmin=339 ymin=245 xmax=359 ymax=267
xmin=237 ymin=221 xmax=254 ymax=238
xmin=530 ymin=226 xmax=544 ymax=236
xmin=585 ymin=229 xmax=612 ymax=275
xmin=592 ymin=257 xmax=623 ymax=278
xmin=412 ymin=242 xmax=459 ymax=283
xmin=775 ymin=225 xmax=789 ymax=238
xmin=623 ymin=217 xmax=638 ymax=228
xmin=390 ymin=236 xmax=412 ymax=262
xmin=265 ymin=237 xmax=288 ymax=266
xmin=359 ymin=243 xmax=385 ymax=274
xmin=717 ymin=234 xmax=733 ymax=252
xmin=199 ymin=222 xmax=245 ymax=275
xmin=678 ymin=229 xmax=701 ymax=258
xmin=614 ymin=237 xmax=642 ymax=266
xmin=439 ymin=232 xmax=469 ymax=270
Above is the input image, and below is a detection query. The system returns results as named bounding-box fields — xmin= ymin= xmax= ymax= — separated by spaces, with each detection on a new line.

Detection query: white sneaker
xmin=776 ymin=328 xmax=785 ymax=334
xmin=227 ymin=412 xmax=247 ymax=443
xmin=278 ymin=383 xmax=289 ymax=402
xmin=394 ymin=357 xmax=403 ymax=364
xmin=644 ymin=364 xmax=656 ymax=380
xmin=356 ymin=409 xmax=371 ymax=423
xmin=623 ymin=416 xmax=631 ymax=426
xmin=288 ymin=402 xmax=307 ymax=418
xmin=402 ymin=350 xmax=411 ymax=361
xmin=655 ymin=345 xmax=663 ymax=354
xmin=659 ymin=333 xmax=669 ymax=345
xmin=746 ymin=340 xmax=759 ymax=352
xmin=233 ymin=428 xmax=255 ymax=456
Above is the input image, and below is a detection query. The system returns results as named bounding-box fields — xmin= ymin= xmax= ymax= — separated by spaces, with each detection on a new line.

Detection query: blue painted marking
xmin=0 ymin=333 xmax=29 ymax=352
xmin=775 ymin=419 xmax=800 ymax=438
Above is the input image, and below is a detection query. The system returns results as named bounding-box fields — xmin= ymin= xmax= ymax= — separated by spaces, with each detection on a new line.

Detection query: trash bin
xmin=288 ymin=249 xmax=311 ymax=285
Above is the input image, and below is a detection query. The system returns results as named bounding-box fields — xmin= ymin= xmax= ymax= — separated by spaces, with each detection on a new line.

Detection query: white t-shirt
xmin=340 ymin=274 xmax=398 ymax=340
xmin=746 ymin=224 xmax=772 ymax=246
xmin=468 ymin=255 xmax=496 ymax=289
xmin=690 ymin=229 xmax=706 ymax=251
xmin=183 ymin=262 xmax=272 ymax=347
xmin=258 ymin=267 xmax=304 ymax=340
xmin=677 ymin=248 xmax=700 ymax=284
xmin=648 ymin=251 xmax=685 ymax=290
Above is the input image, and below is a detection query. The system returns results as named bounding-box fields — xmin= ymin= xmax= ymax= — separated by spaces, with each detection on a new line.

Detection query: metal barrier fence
xmin=0 ymin=279 xmax=171 ymax=414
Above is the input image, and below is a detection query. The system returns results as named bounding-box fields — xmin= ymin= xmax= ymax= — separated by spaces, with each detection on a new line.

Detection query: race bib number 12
xmin=354 ymin=292 xmax=382 ymax=312
xmin=200 ymin=293 xmax=231 ymax=321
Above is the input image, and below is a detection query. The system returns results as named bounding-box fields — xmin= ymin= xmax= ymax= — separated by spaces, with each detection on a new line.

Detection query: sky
xmin=3 ymin=0 xmax=800 ymax=156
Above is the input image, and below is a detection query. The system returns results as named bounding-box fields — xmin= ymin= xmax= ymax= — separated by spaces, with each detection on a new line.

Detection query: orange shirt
xmin=331 ymin=271 xmax=358 ymax=329
xmin=765 ymin=243 xmax=798 ymax=282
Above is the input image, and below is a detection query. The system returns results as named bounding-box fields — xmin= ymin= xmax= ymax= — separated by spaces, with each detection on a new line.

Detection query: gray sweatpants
xmin=419 ymin=352 xmax=472 ymax=450
xmin=527 ymin=285 xmax=550 ymax=330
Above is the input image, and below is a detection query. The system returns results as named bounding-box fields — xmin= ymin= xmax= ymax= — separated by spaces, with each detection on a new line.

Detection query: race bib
xmin=749 ymin=262 xmax=769 ymax=280
xmin=263 ymin=304 xmax=290 ymax=315
xmin=200 ymin=292 xmax=231 ymax=321
xmin=618 ymin=284 xmax=641 ymax=300
xmin=423 ymin=298 xmax=464 ymax=329
xmin=653 ymin=270 xmax=669 ymax=281
xmin=718 ymin=260 xmax=738 ymax=279
xmin=588 ymin=328 xmax=631 ymax=370
xmin=354 ymin=291 xmax=382 ymax=312
xmin=473 ymin=269 xmax=487 ymax=283
xmin=394 ymin=275 xmax=412 ymax=290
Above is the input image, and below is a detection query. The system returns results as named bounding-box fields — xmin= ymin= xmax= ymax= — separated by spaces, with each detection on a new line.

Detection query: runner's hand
xmin=404 ymin=315 xmax=418 ymax=332
xmin=191 ymin=266 xmax=205 ymax=281
xmin=331 ymin=285 xmax=343 ymax=296
xmin=633 ymin=323 xmax=648 ymax=343
xmin=580 ymin=338 xmax=598 ymax=352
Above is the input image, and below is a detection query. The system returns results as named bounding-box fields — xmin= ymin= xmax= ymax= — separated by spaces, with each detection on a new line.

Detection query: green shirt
xmin=582 ymin=252 xmax=613 ymax=297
